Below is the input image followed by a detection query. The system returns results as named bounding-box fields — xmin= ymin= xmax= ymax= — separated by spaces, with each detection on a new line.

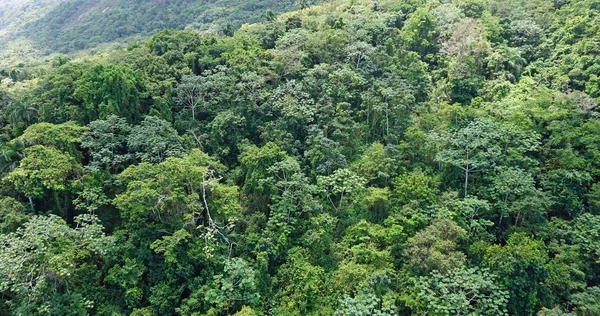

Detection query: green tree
xmin=0 ymin=214 xmax=113 ymax=315
xmin=485 ymin=233 xmax=551 ymax=315
xmin=351 ymin=143 xmax=396 ymax=187
xmin=240 ymin=142 xmax=289 ymax=215
xmin=484 ymin=167 xmax=548 ymax=227
xmin=263 ymin=157 xmax=319 ymax=237
xmin=0 ymin=197 xmax=29 ymax=233
xmin=127 ymin=115 xmax=184 ymax=163
xmin=0 ymin=140 xmax=25 ymax=175
xmin=434 ymin=119 xmax=502 ymax=197
xmin=405 ymin=218 xmax=467 ymax=274
xmin=115 ymin=149 xmax=234 ymax=229
xmin=400 ymin=6 xmax=440 ymax=58
xmin=415 ymin=266 xmax=509 ymax=315
xmin=205 ymin=258 xmax=260 ymax=314
xmin=105 ymin=258 xmax=146 ymax=309
xmin=4 ymin=145 xmax=81 ymax=214
xmin=318 ymin=168 xmax=367 ymax=211
xmin=5 ymin=99 xmax=38 ymax=128
xmin=74 ymin=63 xmax=148 ymax=123
xmin=81 ymin=115 xmax=133 ymax=172
xmin=273 ymin=247 xmax=329 ymax=315
xmin=392 ymin=170 xmax=440 ymax=207
xmin=336 ymin=293 xmax=397 ymax=316
xmin=17 ymin=122 xmax=87 ymax=160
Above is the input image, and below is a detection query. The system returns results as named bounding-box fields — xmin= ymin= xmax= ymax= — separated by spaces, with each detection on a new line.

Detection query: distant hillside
xmin=0 ymin=0 xmax=67 ymax=68
xmin=0 ymin=0 xmax=63 ymax=36
xmin=0 ymin=0 xmax=314 ymax=59
xmin=22 ymin=0 xmax=308 ymax=53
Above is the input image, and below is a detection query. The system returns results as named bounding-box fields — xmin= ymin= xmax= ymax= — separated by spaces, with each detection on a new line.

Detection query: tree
xmin=127 ymin=115 xmax=184 ymax=163
xmin=318 ymin=168 xmax=367 ymax=211
xmin=0 ymin=214 xmax=113 ymax=315
xmin=17 ymin=122 xmax=87 ymax=160
xmin=400 ymin=7 xmax=439 ymax=58
xmin=336 ymin=293 xmax=397 ymax=316
xmin=0 ymin=197 xmax=29 ymax=233
xmin=0 ymin=140 xmax=25 ymax=175
xmin=174 ymin=66 xmax=233 ymax=123
xmin=434 ymin=119 xmax=502 ymax=197
xmin=204 ymin=258 xmax=260 ymax=314
xmin=392 ymin=170 xmax=440 ymax=207
xmin=296 ymin=0 xmax=313 ymax=10
xmin=415 ymin=266 xmax=509 ymax=315
xmin=405 ymin=218 xmax=467 ymax=274
xmin=105 ymin=258 xmax=146 ymax=309
xmin=452 ymin=196 xmax=494 ymax=241
xmin=351 ymin=143 xmax=396 ymax=187
xmin=0 ymin=89 xmax=12 ymax=109
xmin=240 ymin=142 xmax=290 ymax=213
xmin=261 ymin=10 xmax=276 ymax=22
xmin=304 ymin=126 xmax=348 ymax=176
xmin=332 ymin=219 xmax=404 ymax=293
xmin=81 ymin=115 xmax=132 ymax=172
xmin=4 ymin=145 xmax=81 ymax=214
xmin=74 ymin=64 xmax=147 ymax=123
xmin=263 ymin=157 xmax=319 ymax=237
xmin=32 ymin=61 xmax=91 ymax=124
xmin=5 ymin=99 xmax=38 ymax=128
xmin=567 ymin=213 xmax=600 ymax=263
xmin=570 ymin=287 xmax=600 ymax=315
xmin=484 ymin=233 xmax=551 ymax=315
xmin=115 ymin=148 xmax=232 ymax=223
xmin=485 ymin=167 xmax=548 ymax=227
xmin=175 ymin=75 xmax=204 ymax=121
xmin=206 ymin=110 xmax=246 ymax=162
xmin=273 ymin=247 xmax=329 ymax=315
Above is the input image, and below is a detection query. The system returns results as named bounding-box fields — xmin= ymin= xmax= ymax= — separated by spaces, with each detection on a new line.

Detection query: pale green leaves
xmin=416 ymin=266 xmax=509 ymax=315
xmin=4 ymin=145 xmax=80 ymax=199
xmin=0 ymin=214 xmax=113 ymax=310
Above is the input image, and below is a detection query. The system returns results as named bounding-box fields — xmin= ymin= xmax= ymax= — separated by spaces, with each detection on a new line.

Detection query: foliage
xmin=0 ymin=214 xmax=113 ymax=314
xmin=415 ymin=266 xmax=509 ymax=315
xmin=0 ymin=0 xmax=600 ymax=314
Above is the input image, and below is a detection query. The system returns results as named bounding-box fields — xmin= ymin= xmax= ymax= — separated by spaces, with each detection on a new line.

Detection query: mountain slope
xmin=22 ymin=0 xmax=306 ymax=53
xmin=0 ymin=0 xmax=63 ymax=36
xmin=0 ymin=0 xmax=315 ymax=65
xmin=1 ymin=0 xmax=600 ymax=315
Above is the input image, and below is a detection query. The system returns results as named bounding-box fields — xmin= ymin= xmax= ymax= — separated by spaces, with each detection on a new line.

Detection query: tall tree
xmin=434 ymin=119 xmax=502 ymax=197
xmin=5 ymin=99 xmax=37 ymax=128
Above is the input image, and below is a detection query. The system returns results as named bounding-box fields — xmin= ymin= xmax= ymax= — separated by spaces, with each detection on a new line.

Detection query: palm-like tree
xmin=296 ymin=0 xmax=312 ymax=9
xmin=261 ymin=9 xmax=276 ymax=22
xmin=6 ymin=100 xmax=38 ymax=128
xmin=0 ymin=140 xmax=24 ymax=174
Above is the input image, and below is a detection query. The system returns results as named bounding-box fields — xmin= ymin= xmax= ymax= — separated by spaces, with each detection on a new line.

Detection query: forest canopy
xmin=1 ymin=0 xmax=600 ymax=314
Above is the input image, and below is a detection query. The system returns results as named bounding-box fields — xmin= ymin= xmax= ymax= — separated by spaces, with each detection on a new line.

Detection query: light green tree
xmin=415 ymin=266 xmax=509 ymax=315
xmin=0 ymin=214 xmax=113 ymax=314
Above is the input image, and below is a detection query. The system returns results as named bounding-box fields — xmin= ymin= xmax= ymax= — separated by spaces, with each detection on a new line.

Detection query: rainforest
xmin=1 ymin=0 xmax=600 ymax=315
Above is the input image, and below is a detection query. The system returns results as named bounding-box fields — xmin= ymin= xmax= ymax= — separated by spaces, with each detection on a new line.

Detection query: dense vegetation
xmin=0 ymin=0 xmax=317 ymax=68
xmin=22 ymin=0 xmax=314 ymax=53
xmin=1 ymin=0 xmax=600 ymax=314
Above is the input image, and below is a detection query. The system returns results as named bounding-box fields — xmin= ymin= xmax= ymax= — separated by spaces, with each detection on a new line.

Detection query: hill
xmin=23 ymin=0 xmax=306 ymax=53
xmin=0 ymin=0 xmax=314 ymax=66
xmin=0 ymin=0 xmax=600 ymax=314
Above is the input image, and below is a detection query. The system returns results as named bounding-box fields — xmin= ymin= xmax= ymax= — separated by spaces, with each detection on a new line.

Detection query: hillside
xmin=0 ymin=0 xmax=65 ymax=66
xmin=0 ymin=0 xmax=313 ymax=66
xmin=23 ymin=0 xmax=307 ymax=53
xmin=1 ymin=0 xmax=600 ymax=314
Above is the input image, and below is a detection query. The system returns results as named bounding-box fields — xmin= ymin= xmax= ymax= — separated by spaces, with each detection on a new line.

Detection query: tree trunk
xmin=54 ymin=191 xmax=65 ymax=219
xmin=464 ymin=166 xmax=469 ymax=197
xmin=28 ymin=196 xmax=34 ymax=211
